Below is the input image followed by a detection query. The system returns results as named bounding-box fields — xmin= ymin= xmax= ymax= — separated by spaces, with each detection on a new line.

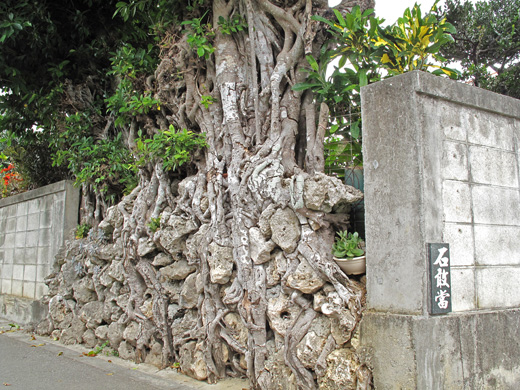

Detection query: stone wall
xmin=360 ymin=71 xmax=520 ymax=389
xmin=0 ymin=181 xmax=80 ymax=323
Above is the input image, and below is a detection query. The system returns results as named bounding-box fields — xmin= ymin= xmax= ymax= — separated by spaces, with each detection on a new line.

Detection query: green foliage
xmin=296 ymin=3 xmax=459 ymax=174
xmin=181 ymin=12 xmax=215 ymax=59
xmin=113 ymin=0 xmax=180 ymax=34
xmin=75 ymin=223 xmax=92 ymax=239
xmin=105 ymin=79 xmax=161 ymax=127
xmin=1 ymin=130 xmax=68 ymax=188
xmin=108 ymin=43 xmax=158 ymax=78
xmin=0 ymin=0 xmax=159 ymax=191
xmin=135 ymin=125 xmax=207 ymax=171
xmin=51 ymin=112 xmax=138 ymax=199
xmin=375 ymin=2 xmax=458 ymax=78
xmin=200 ymin=95 xmax=217 ymax=109
xmin=106 ymin=43 xmax=161 ymax=127
xmin=0 ymin=12 xmax=32 ymax=43
xmin=86 ymin=340 xmax=109 ymax=356
xmin=332 ymin=231 xmax=365 ymax=259
xmin=148 ymin=216 xmax=161 ymax=232
xmin=437 ymin=0 xmax=520 ymax=98
xmin=218 ymin=15 xmax=248 ymax=35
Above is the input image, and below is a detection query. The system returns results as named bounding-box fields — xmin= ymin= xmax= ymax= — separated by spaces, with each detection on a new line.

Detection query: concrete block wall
xmin=360 ymin=71 xmax=520 ymax=389
xmin=438 ymin=100 xmax=520 ymax=311
xmin=0 ymin=181 xmax=79 ymax=323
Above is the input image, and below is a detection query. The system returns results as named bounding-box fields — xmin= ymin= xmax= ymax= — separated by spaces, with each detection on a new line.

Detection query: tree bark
xmin=43 ymin=1 xmax=373 ymax=389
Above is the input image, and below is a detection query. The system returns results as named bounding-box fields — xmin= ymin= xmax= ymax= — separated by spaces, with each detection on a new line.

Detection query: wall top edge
xmin=361 ymin=70 xmax=520 ymax=120
xmin=0 ymin=180 xmax=76 ymax=208
xmin=364 ymin=307 xmax=520 ymax=319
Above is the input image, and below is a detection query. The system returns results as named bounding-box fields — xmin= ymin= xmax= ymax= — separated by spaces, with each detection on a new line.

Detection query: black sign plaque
xmin=428 ymin=243 xmax=452 ymax=315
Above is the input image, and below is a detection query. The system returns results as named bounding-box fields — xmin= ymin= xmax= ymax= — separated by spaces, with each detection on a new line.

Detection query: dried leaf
xmin=106 ymin=373 xmax=113 ymax=376
xmin=3 ymin=383 xmax=11 ymax=386
xmin=57 ymin=352 xmax=63 ymax=356
xmin=30 ymin=335 xmax=36 ymax=340
xmin=30 ymin=343 xmax=45 ymax=347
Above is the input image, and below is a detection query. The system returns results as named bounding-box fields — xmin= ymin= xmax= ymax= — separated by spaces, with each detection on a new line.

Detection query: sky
xmin=375 ymin=0 xmax=443 ymax=25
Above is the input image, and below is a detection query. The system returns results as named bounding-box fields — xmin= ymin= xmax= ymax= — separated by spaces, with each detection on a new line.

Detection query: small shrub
xmin=148 ymin=217 xmax=161 ymax=233
xmin=75 ymin=223 xmax=92 ymax=239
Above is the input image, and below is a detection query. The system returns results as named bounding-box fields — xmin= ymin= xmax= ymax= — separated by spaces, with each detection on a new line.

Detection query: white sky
xmin=375 ymin=0 xmax=443 ymax=25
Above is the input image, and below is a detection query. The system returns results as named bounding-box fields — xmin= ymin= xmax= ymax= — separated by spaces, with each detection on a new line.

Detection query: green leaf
xmin=350 ymin=121 xmax=360 ymax=139
xmin=333 ymin=9 xmax=346 ymax=28
xmin=311 ymin=14 xmax=335 ymax=28
xmin=358 ymin=69 xmax=368 ymax=87
xmin=306 ymin=55 xmax=319 ymax=72
xmin=292 ymin=82 xmax=321 ymax=91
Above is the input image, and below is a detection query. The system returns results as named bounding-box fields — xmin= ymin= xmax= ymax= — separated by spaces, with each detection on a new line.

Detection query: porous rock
xmin=82 ymin=328 xmax=98 ymax=348
xmin=267 ymin=292 xmax=300 ymax=337
xmin=60 ymin=317 xmax=86 ymax=345
xmin=139 ymin=299 xmax=154 ymax=319
xmin=207 ymin=242 xmax=234 ymax=284
xmin=303 ymin=173 xmax=363 ymax=213
xmin=266 ymin=251 xmax=287 ymax=287
xmin=103 ymin=300 xmax=123 ymax=323
xmin=179 ymin=341 xmax=208 ymax=381
xmin=107 ymin=321 xmax=125 ymax=349
xmin=98 ymin=205 xmax=123 ymax=237
xmin=49 ymin=296 xmax=71 ymax=324
xmin=95 ymin=325 xmax=109 ymax=340
xmin=249 ymin=227 xmax=276 ymax=265
xmin=286 ymin=257 xmax=326 ymax=294
xmin=258 ymin=204 xmax=277 ymax=237
xmin=79 ymin=301 xmax=104 ymax=329
xmin=317 ymin=348 xmax=360 ymax=390
xmin=223 ymin=312 xmax=248 ymax=349
xmin=152 ymin=252 xmax=174 ymax=267
xmin=123 ymin=321 xmax=141 ymax=346
xmin=159 ymin=259 xmax=196 ymax=281
xmin=137 ymin=237 xmax=157 ymax=257
xmin=180 ymin=273 xmax=200 ymax=309
xmin=144 ymin=342 xmax=164 ymax=368
xmin=72 ymin=278 xmax=97 ymax=304
xmin=296 ymin=316 xmax=332 ymax=369
xmin=118 ymin=340 xmax=136 ymax=360
xmin=107 ymin=260 xmax=125 ymax=283
xmin=35 ymin=318 xmax=53 ymax=336
xmin=156 ymin=215 xmax=197 ymax=255
xmin=172 ymin=309 xmax=198 ymax=339
xmin=269 ymin=207 xmax=300 ymax=253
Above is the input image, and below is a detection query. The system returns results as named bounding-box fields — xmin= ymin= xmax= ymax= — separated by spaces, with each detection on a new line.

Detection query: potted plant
xmin=332 ymin=231 xmax=366 ymax=275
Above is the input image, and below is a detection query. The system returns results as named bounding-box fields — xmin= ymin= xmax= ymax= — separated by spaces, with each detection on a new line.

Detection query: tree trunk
xmin=42 ymin=1 xmax=374 ymax=389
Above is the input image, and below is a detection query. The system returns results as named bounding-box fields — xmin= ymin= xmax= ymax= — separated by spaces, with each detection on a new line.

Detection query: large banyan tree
xmin=2 ymin=0 xmax=374 ymax=388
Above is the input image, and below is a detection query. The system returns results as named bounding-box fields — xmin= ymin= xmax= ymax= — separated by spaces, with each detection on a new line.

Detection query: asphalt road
xmin=0 ymin=321 xmax=247 ymax=390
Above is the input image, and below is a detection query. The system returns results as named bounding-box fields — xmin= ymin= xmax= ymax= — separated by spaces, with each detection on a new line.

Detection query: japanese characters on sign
xmin=428 ymin=243 xmax=452 ymax=315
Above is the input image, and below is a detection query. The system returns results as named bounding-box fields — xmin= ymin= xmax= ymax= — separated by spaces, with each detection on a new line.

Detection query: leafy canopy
xmin=0 ymin=0 xmax=207 ymax=201
xmin=295 ymin=3 xmax=459 ymax=174
xmin=436 ymin=0 xmax=520 ymax=98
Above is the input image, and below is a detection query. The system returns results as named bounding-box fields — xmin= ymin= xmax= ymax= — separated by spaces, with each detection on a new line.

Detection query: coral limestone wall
xmin=37 ymin=173 xmax=371 ymax=389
